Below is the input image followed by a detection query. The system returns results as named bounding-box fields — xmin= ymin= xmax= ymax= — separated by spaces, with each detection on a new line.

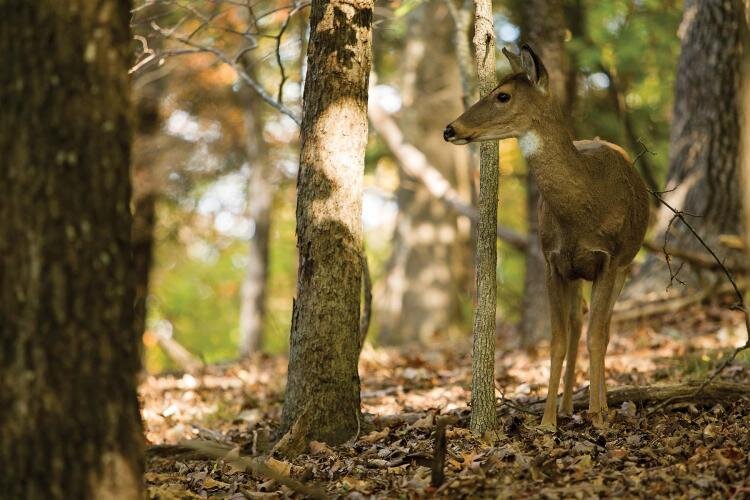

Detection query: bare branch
xmin=151 ymin=21 xmax=301 ymax=125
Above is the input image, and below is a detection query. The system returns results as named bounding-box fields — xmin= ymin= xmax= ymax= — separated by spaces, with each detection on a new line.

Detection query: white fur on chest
xmin=518 ymin=131 xmax=541 ymax=157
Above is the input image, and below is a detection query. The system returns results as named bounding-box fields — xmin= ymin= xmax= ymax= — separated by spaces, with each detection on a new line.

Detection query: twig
xmin=430 ymin=421 xmax=448 ymax=487
xmin=645 ymin=190 xmax=750 ymax=413
xmin=630 ymin=141 xmax=750 ymax=413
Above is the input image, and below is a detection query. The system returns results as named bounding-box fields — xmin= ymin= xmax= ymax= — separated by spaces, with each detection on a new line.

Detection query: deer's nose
xmin=443 ymin=125 xmax=456 ymax=142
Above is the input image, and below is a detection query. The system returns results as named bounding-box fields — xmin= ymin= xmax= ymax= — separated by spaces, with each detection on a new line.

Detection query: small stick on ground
xmin=430 ymin=420 xmax=448 ymax=487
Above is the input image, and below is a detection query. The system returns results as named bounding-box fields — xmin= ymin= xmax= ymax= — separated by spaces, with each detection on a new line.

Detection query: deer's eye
xmin=497 ymin=92 xmax=511 ymax=103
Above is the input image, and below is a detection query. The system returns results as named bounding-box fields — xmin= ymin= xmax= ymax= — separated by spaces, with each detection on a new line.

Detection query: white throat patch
xmin=518 ymin=131 xmax=541 ymax=157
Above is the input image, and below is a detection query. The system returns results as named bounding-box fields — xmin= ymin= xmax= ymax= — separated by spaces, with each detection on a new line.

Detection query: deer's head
xmin=443 ymin=44 xmax=551 ymax=145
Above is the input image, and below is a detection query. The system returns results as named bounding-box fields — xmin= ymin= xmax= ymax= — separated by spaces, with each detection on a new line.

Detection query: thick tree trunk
xmin=630 ymin=0 xmax=746 ymax=295
xmin=470 ymin=0 xmax=500 ymax=435
xmin=377 ymin=2 xmax=470 ymax=344
xmin=518 ymin=0 xmax=571 ymax=349
xmin=0 ymin=2 xmax=143 ymax=499
xmin=239 ymin=101 xmax=272 ymax=358
xmin=280 ymin=0 xmax=373 ymax=445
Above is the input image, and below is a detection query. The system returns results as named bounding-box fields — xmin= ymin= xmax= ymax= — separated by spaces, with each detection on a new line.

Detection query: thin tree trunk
xmin=629 ymin=0 xmax=746 ymax=295
xmin=239 ymin=100 xmax=272 ymax=358
xmin=0 ymin=2 xmax=143 ymax=498
xmin=280 ymin=0 xmax=373 ymax=445
xmin=470 ymin=0 xmax=499 ymax=434
xmin=517 ymin=0 xmax=570 ymax=350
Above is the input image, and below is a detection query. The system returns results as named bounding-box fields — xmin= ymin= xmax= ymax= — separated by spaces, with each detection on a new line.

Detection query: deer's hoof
xmin=537 ymin=421 xmax=557 ymax=433
xmin=588 ymin=411 xmax=608 ymax=429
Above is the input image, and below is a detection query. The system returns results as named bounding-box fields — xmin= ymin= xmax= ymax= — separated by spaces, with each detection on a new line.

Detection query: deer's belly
xmin=548 ymin=246 xmax=607 ymax=282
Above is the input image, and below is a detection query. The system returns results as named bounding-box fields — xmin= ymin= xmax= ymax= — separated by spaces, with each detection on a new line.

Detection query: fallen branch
xmin=645 ymin=189 xmax=750 ymax=412
xmin=642 ymin=239 xmax=748 ymax=273
xmin=529 ymin=381 xmax=750 ymax=414
xmin=180 ymin=439 xmax=328 ymax=500
xmin=612 ymin=279 xmax=748 ymax=323
xmin=150 ymin=325 xmax=204 ymax=374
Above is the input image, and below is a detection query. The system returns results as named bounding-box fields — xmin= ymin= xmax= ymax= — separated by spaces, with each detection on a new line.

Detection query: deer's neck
xmin=520 ymin=119 xmax=587 ymax=220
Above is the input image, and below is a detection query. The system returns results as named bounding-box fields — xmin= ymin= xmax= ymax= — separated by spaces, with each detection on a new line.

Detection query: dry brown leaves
xmin=143 ymin=306 xmax=750 ymax=498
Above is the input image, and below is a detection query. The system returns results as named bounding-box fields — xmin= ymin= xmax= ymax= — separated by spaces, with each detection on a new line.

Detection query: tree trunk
xmin=377 ymin=2 xmax=471 ymax=345
xmin=239 ymin=100 xmax=272 ymax=358
xmin=518 ymin=0 xmax=571 ymax=349
xmin=0 ymin=2 xmax=143 ymax=499
xmin=629 ymin=0 xmax=747 ymax=295
xmin=470 ymin=0 xmax=500 ymax=435
xmin=280 ymin=0 xmax=373 ymax=445
xmin=741 ymin=4 xmax=750 ymax=264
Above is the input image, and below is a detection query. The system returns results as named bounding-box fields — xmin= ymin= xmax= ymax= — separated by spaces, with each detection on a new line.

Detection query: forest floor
xmin=142 ymin=299 xmax=750 ymax=499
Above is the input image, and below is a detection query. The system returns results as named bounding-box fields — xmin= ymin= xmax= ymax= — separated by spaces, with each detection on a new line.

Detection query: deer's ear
xmin=502 ymin=47 xmax=523 ymax=73
xmin=520 ymin=44 xmax=549 ymax=93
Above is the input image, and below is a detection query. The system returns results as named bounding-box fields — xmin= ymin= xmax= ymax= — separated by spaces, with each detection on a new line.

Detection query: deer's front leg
xmin=560 ymin=281 xmax=583 ymax=416
xmin=586 ymin=264 xmax=619 ymax=428
xmin=540 ymin=267 xmax=572 ymax=431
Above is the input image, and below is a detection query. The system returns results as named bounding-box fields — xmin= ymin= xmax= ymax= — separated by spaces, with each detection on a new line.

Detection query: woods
xmin=1 ymin=0 xmax=750 ymax=497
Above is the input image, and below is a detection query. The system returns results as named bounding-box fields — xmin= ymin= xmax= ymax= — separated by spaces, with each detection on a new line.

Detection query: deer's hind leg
xmin=559 ymin=281 xmax=583 ymax=417
xmin=587 ymin=263 xmax=626 ymax=428
xmin=540 ymin=266 xmax=576 ymax=430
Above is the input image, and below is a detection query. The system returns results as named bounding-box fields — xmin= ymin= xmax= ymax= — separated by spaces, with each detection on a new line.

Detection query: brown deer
xmin=444 ymin=45 xmax=649 ymax=429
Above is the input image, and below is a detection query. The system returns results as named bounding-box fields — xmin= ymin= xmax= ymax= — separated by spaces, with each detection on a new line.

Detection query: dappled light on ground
xmin=142 ymin=305 xmax=749 ymax=497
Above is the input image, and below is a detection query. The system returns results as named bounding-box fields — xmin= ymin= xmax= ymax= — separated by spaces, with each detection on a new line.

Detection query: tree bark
xmin=470 ymin=0 xmax=500 ymax=435
xmin=629 ymin=0 xmax=747 ymax=295
xmin=377 ymin=2 xmax=470 ymax=344
xmin=239 ymin=98 xmax=272 ymax=358
xmin=517 ymin=0 xmax=570 ymax=350
xmin=0 ymin=2 xmax=143 ymax=499
xmin=280 ymin=0 xmax=373 ymax=445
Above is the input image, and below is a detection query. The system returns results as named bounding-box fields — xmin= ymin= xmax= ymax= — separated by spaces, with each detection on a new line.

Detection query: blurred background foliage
xmin=133 ymin=0 xmax=683 ymax=373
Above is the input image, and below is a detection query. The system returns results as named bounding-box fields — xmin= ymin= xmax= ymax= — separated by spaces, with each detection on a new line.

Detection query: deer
xmin=444 ymin=45 xmax=649 ymax=430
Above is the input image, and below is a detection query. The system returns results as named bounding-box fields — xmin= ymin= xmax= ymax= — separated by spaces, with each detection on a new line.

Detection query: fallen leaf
xmin=309 ymin=440 xmax=333 ymax=456
xmin=360 ymin=427 xmax=390 ymax=443
xmin=265 ymin=457 xmax=292 ymax=476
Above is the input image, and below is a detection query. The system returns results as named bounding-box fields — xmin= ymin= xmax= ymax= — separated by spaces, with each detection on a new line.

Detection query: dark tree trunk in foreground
xmin=518 ymin=0 xmax=571 ymax=349
xmin=280 ymin=0 xmax=373 ymax=445
xmin=0 ymin=2 xmax=143 ymax=499
xmin=630 ymin=0 xmax=746 ymax=294
xmin=239 ymin=99 xmax=272 ymax=357
xmin=378 ymin=2 xmax=471 ymax=344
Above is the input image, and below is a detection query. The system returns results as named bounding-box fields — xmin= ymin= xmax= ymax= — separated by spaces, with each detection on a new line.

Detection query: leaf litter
xmin=142 ymin=304 xmax=750 ymax=498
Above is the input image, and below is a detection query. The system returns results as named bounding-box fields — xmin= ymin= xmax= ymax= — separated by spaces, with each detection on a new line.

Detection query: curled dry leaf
xmin=360 ymin=427 xmax=390 ymax=444
xmin=309 ymin=440 xmax=334 ymax=456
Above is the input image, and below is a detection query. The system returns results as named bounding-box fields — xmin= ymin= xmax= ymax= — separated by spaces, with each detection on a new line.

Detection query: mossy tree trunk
xmin=280 ymin=0 xmax=373 ymax=445
xmin=0 ymin=1 xmax=143 ymax=499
